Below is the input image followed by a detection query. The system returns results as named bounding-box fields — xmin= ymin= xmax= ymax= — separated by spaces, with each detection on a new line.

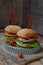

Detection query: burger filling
xmin=3 ymin=34 xmax=16 ymax=42
xmin=15 ymin=38 xmax=40 ymax=48
xmin=5 ymin=30 xmax=15 ymax=35
xmin=18 ymin=38 xmax=34 ymax=42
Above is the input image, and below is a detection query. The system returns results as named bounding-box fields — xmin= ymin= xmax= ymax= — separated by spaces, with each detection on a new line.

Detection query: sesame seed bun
xmin=4 ymin=25 xmax=21 ymax=34
xmin=17 ymin=28 xmax=39 ymax=39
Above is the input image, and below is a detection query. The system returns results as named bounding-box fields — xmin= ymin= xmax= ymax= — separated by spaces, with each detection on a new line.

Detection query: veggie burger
xmin=15 ymin=29 xmax=40 ymax=48
xmin=4 ymin=25 xmax=21 ymax=44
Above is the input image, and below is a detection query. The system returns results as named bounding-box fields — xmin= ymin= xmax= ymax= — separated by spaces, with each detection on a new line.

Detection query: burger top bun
xmin=4 ymin=25 xmax=21 ymax=34
xmin=17 ymin=28 xmax=39 ymax=39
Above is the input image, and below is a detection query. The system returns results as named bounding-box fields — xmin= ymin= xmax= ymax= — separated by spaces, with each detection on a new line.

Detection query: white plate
xmin=5 ymin=42 xmax=40 ymax=54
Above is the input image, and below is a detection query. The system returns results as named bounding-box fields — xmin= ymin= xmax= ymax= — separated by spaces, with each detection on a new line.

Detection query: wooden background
xmin=0 ymin=0 xmax=43 ymax=31
xmin=0 ymin=0 xmax=13 ymax=29
xmin=0 ymin=0 xmax=30 ymax=29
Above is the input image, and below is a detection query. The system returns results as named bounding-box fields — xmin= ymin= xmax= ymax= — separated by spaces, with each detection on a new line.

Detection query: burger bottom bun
xmin=16 ymin=45 xmax=32 ymax=48
xmin=16 ymin=43 xmax=39 ymax=48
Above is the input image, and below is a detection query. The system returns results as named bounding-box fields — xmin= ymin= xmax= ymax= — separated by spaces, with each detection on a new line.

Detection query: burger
xmin=15 ymin=29 xmax=40 ymax=48
xmin=3 ymin=25 xmax=21 ymax=46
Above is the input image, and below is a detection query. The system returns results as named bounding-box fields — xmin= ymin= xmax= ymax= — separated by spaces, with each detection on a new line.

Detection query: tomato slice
xmin=18 ymin=53 xmax=24 ymax=58
xmin=18 ymin=35 xmax=39 ymax=40
xmin=18 ymin=36 xmax=34 ymax=40
xmin=19 ymin=36 xmax=29 ymax=40
xmin=5 ymin=30 xmax=14 ymax=35
xmin=34 ymin=35 xmax=39 ymax=39
xmin=9 ymin=41 xmax=14 ymax=46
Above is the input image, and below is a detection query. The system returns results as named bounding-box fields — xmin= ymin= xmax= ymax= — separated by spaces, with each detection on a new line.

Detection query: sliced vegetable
xmin=3 ymin=34 xmax=15 ymax=41
xmin=9 ymin=41 xmax=14 ymax=46
xmin=15 ymin=38 xmax=40 ymax=48
xmin=18 ymin=53 xmax=24 ymax=58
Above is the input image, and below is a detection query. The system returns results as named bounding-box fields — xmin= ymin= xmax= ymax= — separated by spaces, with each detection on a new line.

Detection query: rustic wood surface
xmin=0 ymin=32 xmax=43 ymax=65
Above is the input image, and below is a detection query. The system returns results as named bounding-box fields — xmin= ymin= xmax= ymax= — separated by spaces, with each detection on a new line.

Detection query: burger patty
xmin=15 ymin=38 xmax=40 ymax=48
